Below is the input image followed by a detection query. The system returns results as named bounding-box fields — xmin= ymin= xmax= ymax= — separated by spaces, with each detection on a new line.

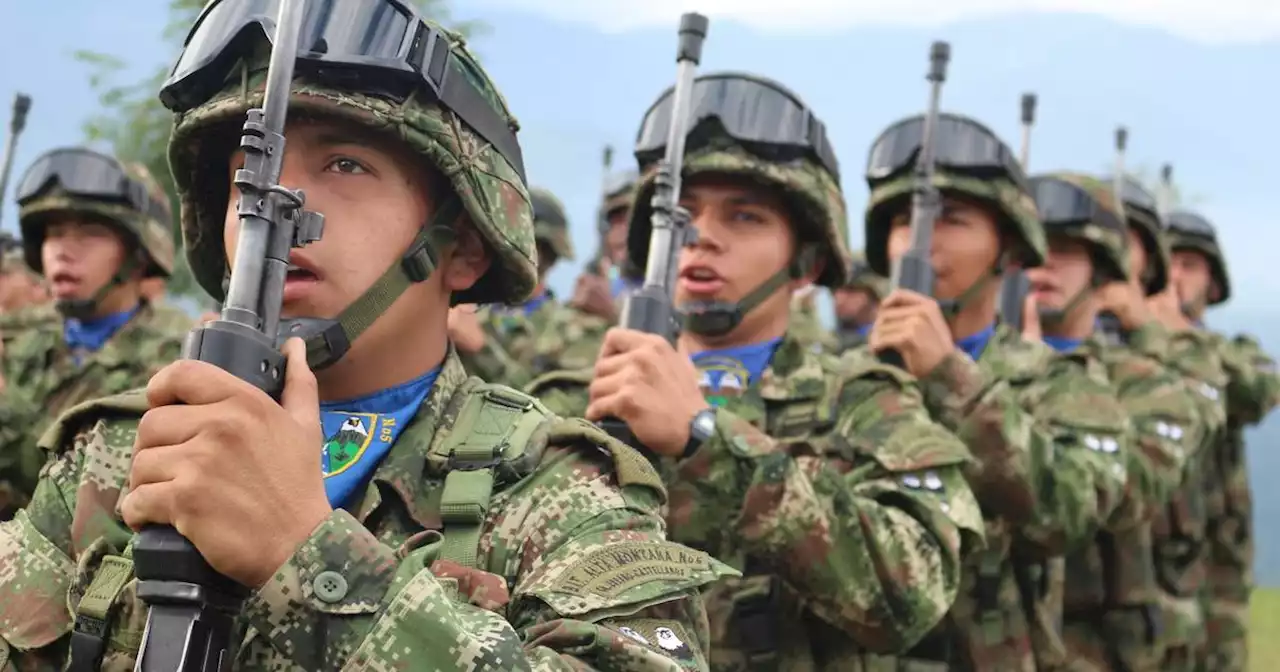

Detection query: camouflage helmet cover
xmin=601 ymin=169 xmax=639 ymax=230
xmin=17 ymin=156 xmax=176 ymax=279
xmin=1032 ymin=172 xmax=1130 ymax=284
xmin=1103 ymin=174 xmax=1170 ymax=295
xmin=863 ymin=115 xmax=1045 ymax=277
xmin=1165 ymin=209 xmax=1231 ymax=305
xmin=168 ymin=27 xmax=535 ymax=305
xmin=529 ymin=187 xmax=575 ymax=261
xmin=843 ymin=249 xmax=890 ymax=299
xmin=626 ymin=141 xmax=852 ymax=288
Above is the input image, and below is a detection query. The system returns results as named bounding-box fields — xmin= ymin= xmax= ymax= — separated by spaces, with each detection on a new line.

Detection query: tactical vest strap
xmin=434 ymin=384 xmax=545 ymax=569
xmin=68 ymin=555 xmax=133 ymax=672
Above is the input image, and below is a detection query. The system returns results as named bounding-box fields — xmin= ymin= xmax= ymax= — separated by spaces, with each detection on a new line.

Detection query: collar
xmin=954 ymin=323 xmax=997 ymax=361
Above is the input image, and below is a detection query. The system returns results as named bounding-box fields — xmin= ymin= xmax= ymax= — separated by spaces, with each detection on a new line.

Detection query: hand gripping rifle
xmin=0 ymin=93 xmax=32 ymax=227
xmin=1096 ymin=126 xmax=1128 ymax=341
xmin=127 ymin=2 xmax=323 ymax=671
xmin=998 ymin=92 xmax=1036 ymax=332
xmin=600 ymin=12 xmax=708 ymax=451
xmin=881 ymin=41 xmax=950 ymax=368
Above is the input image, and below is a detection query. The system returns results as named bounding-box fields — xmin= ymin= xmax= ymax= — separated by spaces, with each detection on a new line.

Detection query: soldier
xmin=0 ymin=7 xmax=732 ymax=670
xmin=139 ymin=275 xmax=199 ymax=333
xmin=450 ymin=187 xmax=608 ymax=388
xmin=571 ymin=169 xmax=640 ymax=321
xmin=0 ymin=149 xmax=185 ymax=519
xmin=529 ymin=71 xmax=985 ymax=668
xmin=858 ymin=115 xmax=1136 ymax=670
xmin=0 ymin=235 xmax=49 ymax=315
xmin=833 ymin=250 xmax=888 ymax=353
xmin=1165 ymin=210 xmax=1280 ymax=672
xmin=1025 ymin=173 xmax=1206 ymax=670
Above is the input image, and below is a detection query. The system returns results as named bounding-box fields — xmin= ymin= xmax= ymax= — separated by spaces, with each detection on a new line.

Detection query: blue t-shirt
xmin=955 ymin=323 xmax=996 ymax=361
xmin=64 ymin=305 xmax=141 ymax=364
xmin=1043 ymin=335 xmax=1083 ymax=353
xmin=319 ymin=366 xmax=440 ymax=508
xmin=690 ymin=338 xmax=783 ymax=407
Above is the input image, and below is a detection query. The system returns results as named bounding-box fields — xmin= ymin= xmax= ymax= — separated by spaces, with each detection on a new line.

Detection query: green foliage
xmin=75 ymin=0 xmax=483 ymax=301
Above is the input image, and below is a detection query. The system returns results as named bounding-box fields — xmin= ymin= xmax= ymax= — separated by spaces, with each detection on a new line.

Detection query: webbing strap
xmin=68 ymin=555 xmax=134 ymax=672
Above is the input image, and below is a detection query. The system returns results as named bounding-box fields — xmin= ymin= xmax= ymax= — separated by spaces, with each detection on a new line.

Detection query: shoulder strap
xmin=36 ymin=388 xmax=150 ymax=455
xmin=429 ymin=382 xmax=548 ymax=569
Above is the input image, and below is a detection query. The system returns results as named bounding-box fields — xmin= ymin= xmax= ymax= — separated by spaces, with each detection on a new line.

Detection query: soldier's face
xmin=40 ymin=218 xmax=130 ymax=303
xmin=223 ymin=117 xmax=491 ymax=328
xmin=1170 ymin=249 xmax=1218 ymax=307
xmin=0 ymin=269 xmax=48 ymax=312
xmin=676 ymin=177 xmax=805 ymax=321
xmin=833 ymin=287 xmax=877 ymax=324
xmin=886 ymin=197 xmax=1002 ymax=301
xmin=1026 ymin=236 xmax=1094 ymax=312
xmin=605 ymin=208 xmax=629 ymax=265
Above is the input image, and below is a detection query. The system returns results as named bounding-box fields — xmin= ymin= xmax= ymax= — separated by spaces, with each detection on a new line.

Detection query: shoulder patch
xmin=610 ymin=619 xmax=700 ymax=663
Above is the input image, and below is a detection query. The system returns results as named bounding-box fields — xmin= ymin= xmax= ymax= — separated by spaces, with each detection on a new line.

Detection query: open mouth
xmin=678 ymin=265 xmax=726 ymax=295
xmin=48 ymin=271 xmax=81 ymax=295
xmin=286 ymin=263 xmax=318 ymax=282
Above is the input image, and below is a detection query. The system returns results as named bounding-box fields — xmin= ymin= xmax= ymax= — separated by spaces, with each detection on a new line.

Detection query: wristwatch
xmin=683 ymin=407 xmax=717 ymax=458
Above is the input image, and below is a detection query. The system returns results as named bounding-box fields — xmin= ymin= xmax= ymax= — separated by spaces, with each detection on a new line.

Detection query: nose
xmin=686 ymin=208 xmax=722 ymax=251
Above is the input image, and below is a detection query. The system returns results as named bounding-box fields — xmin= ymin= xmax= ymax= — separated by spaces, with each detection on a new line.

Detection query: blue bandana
xmin=64 ymin=305 xmax=140 ymax=360
xmin=521 ymin=291 xmax=551 ymax=316
xmin=954 ymin=323 xmax=996 ymax=361
xmin=690 ymin=338 xmax=782 ymax=407
xmin=1043 ymin=335 xmax=1083 ymax=353
xmin=319 ymin=366 xmax=439 ymax=508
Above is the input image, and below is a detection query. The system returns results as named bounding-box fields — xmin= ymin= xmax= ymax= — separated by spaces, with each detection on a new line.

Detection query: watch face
xmin=692 ymin=410 xmax=716 ymax=439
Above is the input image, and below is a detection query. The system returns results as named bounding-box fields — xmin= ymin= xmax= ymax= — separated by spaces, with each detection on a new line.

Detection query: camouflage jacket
xmin=787 ymin=301 xmax=837 ymax=355
xmin=143 ymin=300 xmax=196 ymax=335
xmin=894 ymin=325 xmax=1136 ymax=671
xmin=0 ymin=303 xmax=58 ymax=351
xmin=0 ymin=303 xmax=183 ymax=519
xmin=0 ymin=348 xmax=736 ymax=671
xmin=459 ymin=297 xmax=608 ymax=390
xmin=528 ymin=334 xmax=987 ymax=670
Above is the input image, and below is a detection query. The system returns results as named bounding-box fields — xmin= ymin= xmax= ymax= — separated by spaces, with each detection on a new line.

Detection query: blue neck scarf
xmin=318 ymin=366 xmax=440 ymax=508
xmin=690 ymin=338 xmax=783 ymax=408
xmin=64 ymin=305 xmax=140 ymax=356
xmin=1043 ymin=335 xmax=1083 ymax=353
xmin=521 ymin=291 xmax=551 ymax=316
xmin=954 ymin=323 xmax=997 ymax=361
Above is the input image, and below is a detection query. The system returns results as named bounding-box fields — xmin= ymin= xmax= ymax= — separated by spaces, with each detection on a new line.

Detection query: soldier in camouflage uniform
xmin=572 ymin=169 xmax=641 ymax=322
xmin=786 ymin=286 xmax=837 ymax=354
xmin=1165 ymin=211 xmax=1280 ymax=672
xmin=1025 ymin=173 xmax=1207 ymax=670
xmin=857 ymin=115 xmax=1140 ymax=670
xmin=451 ymin=187 xmax=608 ymax=389
xmin=0 ymin=8 xmax=733 ymax=670
xmin=833 ymin=250 xmax=888 ymax=353
xmin=530 ymin=71 xmax=986 ymax=670
xmin=0 ymin=243 xmax=54 ymax=358
xmin=0 ymin=149 xmax=185 ymax=520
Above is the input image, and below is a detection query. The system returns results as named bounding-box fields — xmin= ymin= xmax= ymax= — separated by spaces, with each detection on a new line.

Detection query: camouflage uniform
xmin=834 ymin=250 xmax=888 ymax=354
xmin=531 ymin=130 xmax=987 ymax=669
xmin=0 ymin=160 xmax=184 ymax=521
xmin=859 ymin=138 xmax=1143 ymax=671
xmin=459 ymin=188 xmax=608 ymax=389
xmin=787 ymin=292 xmax=837 ymax=354
xmin=0 ymin=19 xmax=732 ymax=671
xmin=1165 ymin=216 xmax=1280 ymax=671
xmin=1027 ymin=174 xmax=1207 ymax=671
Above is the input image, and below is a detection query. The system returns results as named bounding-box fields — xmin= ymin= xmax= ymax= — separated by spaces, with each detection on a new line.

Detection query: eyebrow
xmin=680 ymin=192 xmax=775 ymax=208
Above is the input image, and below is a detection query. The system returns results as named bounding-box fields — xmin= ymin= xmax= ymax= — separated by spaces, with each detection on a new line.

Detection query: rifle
xmin=0 ymin=94 xmax=32 ymax=227
xmin=881 ymin=41 xmax=950 ymax=368
xmin=999 ymin=92 xmax=1036 ymax=332
xmin=591 ymin=145 xmax=615 ymax=276
xmin=129 ymin=1 xmax=322 ymax=670
xmin=1096 ymin=126 xmax=1128 ymax=340
xmin=600 ymin=13 xmax=708 ymax=447
xmin=1158 ymin=163 xmax=1173 ymax=219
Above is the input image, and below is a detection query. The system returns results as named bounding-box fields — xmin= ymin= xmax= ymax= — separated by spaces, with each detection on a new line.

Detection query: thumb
xmin=281 ymin=337 xmax=320 ymax=428
xmin=1022 ymin=293 xmax=1042 ymax=341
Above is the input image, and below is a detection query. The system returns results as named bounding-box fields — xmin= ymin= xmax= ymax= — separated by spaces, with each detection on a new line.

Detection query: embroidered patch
xmin=611 ymin=619 xmax=698 ymax=663
xmin=550 ymin=542 xmax=713 ymax=597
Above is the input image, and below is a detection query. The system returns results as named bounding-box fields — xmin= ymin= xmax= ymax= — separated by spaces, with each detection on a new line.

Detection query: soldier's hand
xmin=447 ymin=304 xmax=487 ymax=353
xmin=869 ymin=289 xmax=953 ymax=377
xmin=571 ymin=258 xmax=619 ymax=321
xmin=123 ymin=338 xmax=332 ymax=588
xmin=1022 ymin=292 xmax=1042 ymax=342
xmin=585 ymin=328 xmax=707 ymax=457
xmin=1095 ymin=280 xmax=1151 ymax=330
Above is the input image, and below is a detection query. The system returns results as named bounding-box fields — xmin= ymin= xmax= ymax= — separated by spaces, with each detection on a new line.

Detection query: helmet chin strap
xmin=55 ymin=256 xmax=139 ymax=321
xmin=936 ymin=267 xmax=1000 ymax=318
xmin=680 ymin=246 xmax=817 ymax=338
xmin=277 ymin=198 xmax=462 ymax=370
xmin=1038 ymin=270 xmax=1106 ymax=328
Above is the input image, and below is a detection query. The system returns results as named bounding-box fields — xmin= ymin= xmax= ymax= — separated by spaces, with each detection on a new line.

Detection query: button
xmin=313 ymin=570 xmax=348 ymax=602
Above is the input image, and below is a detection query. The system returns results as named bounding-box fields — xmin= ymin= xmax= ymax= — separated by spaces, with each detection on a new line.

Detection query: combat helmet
xmin=864 ymin=113 xmax=1044 ymax=312
xmin=530 ymin=188 xmax=575 ymax=263
xmin=844 ymin=249 xmax=890 ymax=300
xmin=1100 ymin=173 xmax=1170 ymax=296
xmin=160 ymin=2 xmax=533 ymax=368
xmin=1165 ymin=210 xmax=1231 ymax=306
xmin=15 ymin=148 xmax=176 ymax=318
xmin=625 ymin=71 xmax=851 ymax=337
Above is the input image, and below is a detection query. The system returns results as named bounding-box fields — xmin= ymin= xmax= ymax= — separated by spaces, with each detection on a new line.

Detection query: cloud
xmin=473 ymin=0 xmax=1280 ymax=44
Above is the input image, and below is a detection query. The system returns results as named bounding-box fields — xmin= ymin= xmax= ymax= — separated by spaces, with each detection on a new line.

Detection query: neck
xmin=88 ymin=283 xmax=142 ymax=320
xmin=947 ymin=285 xmax=999 ymax=341
xmin=1045 ymin=303 xmax=1098 ymax=340
xmin=677 ymin=305 xmax=789 ymax=357
xmin=314 ymin=293 xmax=449 ymax=402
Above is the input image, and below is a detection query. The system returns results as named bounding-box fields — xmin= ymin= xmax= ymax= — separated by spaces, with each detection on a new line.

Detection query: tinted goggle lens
xmin=1167 ymin=212 xmax=1216 ymax=240
xmin=865 ymin=114 xmax=1023 ymax=188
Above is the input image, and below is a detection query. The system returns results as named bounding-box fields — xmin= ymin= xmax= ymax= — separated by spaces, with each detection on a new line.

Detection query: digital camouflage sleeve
xmin=530 ymin=335 xmax=985 ymax=669
xmin=460 ymin=299 xmax=609 ymax=391
xmin=0 ymin=352 xmax=734 ymax=671
xmin=0 ymin=303 xmax=183 ymax=520
xmin=897 ymin=325 xmax=1134 ymax=670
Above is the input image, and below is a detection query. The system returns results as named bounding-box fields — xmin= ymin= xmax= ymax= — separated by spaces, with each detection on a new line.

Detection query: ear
xmin=441 ymin=221 xmax=492 ymax=294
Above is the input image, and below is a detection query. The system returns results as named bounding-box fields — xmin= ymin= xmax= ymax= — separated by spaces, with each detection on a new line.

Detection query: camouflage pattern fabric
xmin=877 ymin=325 xmax=1134 ymax=671
xmin=1060 ymin=323 xmax=1209 ymax=671
xmin=459 ymin=297 xmax=608 ymax=391
xmin=144 ymin=300 xmax=196 ymax=335
xmin=1201 ymin=332 xmax=1280 ymax=671
xmin=0 ymin=303 xmax=58 ymax=351
xmin=834 ymin=326 xmax=868 ymax=355
xmin=530 ymin=187 xmax=576 ymax=262
xmin=527 ymin=333 xmax=986 ymax=670
xmin=0 ymin=303 xmax=183 ymax=520
xmin=787 ymin=296 xmax=837 ymax=355
xmin=0 ymin=349 xmax=735 ymax=670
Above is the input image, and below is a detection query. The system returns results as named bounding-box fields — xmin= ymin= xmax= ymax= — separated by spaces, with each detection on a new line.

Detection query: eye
xmin=326 ymin=157 xmax=369 ymax=175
